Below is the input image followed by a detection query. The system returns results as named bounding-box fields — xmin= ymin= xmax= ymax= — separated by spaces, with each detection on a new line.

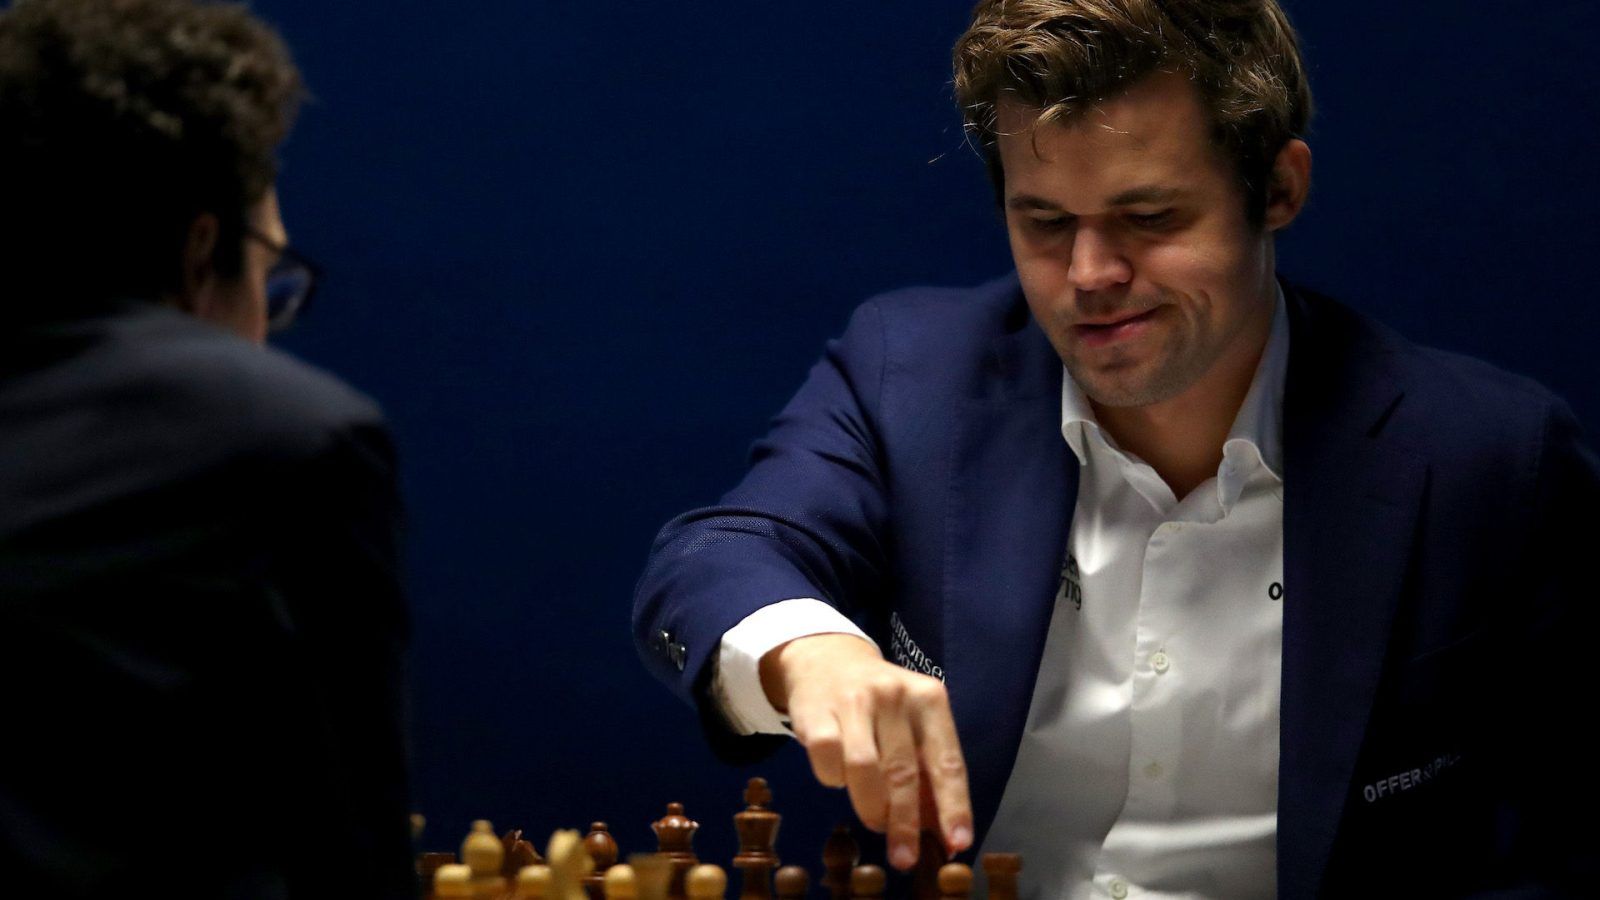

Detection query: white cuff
xmin=712 ymin=599 xmax=880 ymax=736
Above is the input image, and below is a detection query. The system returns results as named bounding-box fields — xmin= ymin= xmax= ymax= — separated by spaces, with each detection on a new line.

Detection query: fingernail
xmin=951 ymin=824 xmax=973 ymax=850
xmin=891 ymin=843 xmax=916 ymax=870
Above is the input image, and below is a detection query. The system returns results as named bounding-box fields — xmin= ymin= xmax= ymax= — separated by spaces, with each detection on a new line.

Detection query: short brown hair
xmin=953 ymin=0 xmax=1312 ymax=226
xmin=0 ymin=0 xmax=303 ymax=309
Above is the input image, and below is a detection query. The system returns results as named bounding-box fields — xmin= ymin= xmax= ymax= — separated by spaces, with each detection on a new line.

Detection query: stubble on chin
xmin=1063 ymin=328 xmax=1203 ymax=410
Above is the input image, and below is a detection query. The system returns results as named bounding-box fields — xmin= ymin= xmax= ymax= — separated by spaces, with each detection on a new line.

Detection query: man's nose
xmin=1067 ymin=226 xmax=1132 ymax=292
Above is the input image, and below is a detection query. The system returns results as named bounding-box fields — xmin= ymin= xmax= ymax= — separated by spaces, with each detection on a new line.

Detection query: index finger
xmin=911 ymin=682 xmax=973 ymax=855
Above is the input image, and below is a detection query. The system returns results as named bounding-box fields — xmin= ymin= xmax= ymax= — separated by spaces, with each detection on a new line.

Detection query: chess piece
xmin=687 ymin=864 xmax=728 ymax=900
xmin=732 ymin=777 xmax=780 ymax=899
xmin=850 ymin=865 xmax=886 ymax=900
xmin=604 ymin=863 xmax=639 ymax=900
xmin=463 ymin=820 xmax=508 ymax=899
xmin=515 ymin=865 xmax=553 ymax=900
xmin=629 ymin=854 xmax=673 ymax=900
xmin=584 ymin=823 xmax=620 ymax=900
xmin=505 ymin=828 xmax=546 ymax=879
xmin=419 ymin=851 xmax=458 ymax=899
xmin=548 ymin=830 xmax=597 ymax=900
xmin=981 ymin=853 xmax=1022 ymax=900
xmin=435 ymin=863 xmax=473 ymax=899
xmin=822 ymin=825 xmax=859 ymax=900
xmin=651 ymin=802 xmax=700 ymax=899
xmin=773 ymin=866 xmax=808 ymax=900
xmin=938 ymin=863 xmax=973 ymax=900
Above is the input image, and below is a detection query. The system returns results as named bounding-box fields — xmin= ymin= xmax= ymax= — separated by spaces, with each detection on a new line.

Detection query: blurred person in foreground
xmin=634 ymin=0 xmax=1599 ymax=896
xmin=0 ymin=0 xmax=412 ymax=894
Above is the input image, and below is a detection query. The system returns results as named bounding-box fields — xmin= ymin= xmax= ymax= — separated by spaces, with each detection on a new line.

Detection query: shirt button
xmin=1144 ymin=761 xmax=1164 ymax=779
xmin=1151 ymin=651 xmax=1171 ymax=674
xmin=1110 ymin=878 xmax=1129 ymax=899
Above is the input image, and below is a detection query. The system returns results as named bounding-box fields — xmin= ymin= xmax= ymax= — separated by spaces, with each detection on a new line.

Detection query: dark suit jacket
xmin=0 ymin=299 xmax=414 ymax=897
xmin=634 ymin=275 xmax=1600 ymax=898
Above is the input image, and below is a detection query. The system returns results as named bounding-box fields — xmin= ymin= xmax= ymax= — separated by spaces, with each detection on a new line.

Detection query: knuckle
xmin=883 ymin=760 xmax=921 ymax=790
xmin=843 ymin=749 xmax=881 ymax=771
xmin=931 ymin=752 xmax=967 ymax=779
xmin=803 ymin=731 xmax=841 ymax=755
xmin=908 ymin=678 xmax=948 ymax=705
xmin=870 ymin=676 xmax=908 ymax=704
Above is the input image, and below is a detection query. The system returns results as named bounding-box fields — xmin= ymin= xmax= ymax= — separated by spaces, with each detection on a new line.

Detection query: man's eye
xmin=1027 ymin=216 xmax=1073 ymax=233
xmin=1129 ymin=210 xmax=1175 ymax=229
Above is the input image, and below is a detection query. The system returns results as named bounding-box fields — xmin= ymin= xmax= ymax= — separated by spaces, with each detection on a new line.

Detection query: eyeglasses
xmin=247 ymin=229 xmax=321 ymax=333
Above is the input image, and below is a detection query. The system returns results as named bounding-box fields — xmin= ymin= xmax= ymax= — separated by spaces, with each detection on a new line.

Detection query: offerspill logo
xmin=889 ymin=612 xmax=944 ymax=683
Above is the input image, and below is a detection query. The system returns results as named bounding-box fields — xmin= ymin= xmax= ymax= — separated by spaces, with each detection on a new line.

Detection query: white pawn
xmin=463 ymin=819 xmax=508 ymax=899
xmin=515 ymin=864 xmax=552 ymax=899
xmin=604 ymin=863 xmax=638 ymax=900
xmin=686 ymin=863 xmax=726 ymax=900
xmin=545 ymin=829 xmax=594 ymax=900
xmin=434 ymin=862 xmax=473 ymax=899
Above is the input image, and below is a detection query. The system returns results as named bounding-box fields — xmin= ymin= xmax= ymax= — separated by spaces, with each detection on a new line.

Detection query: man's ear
xmin=1263 ymin=139 xmax=1312 ymax=232
xmin=176 ymin=212 xmax=220 ymax=314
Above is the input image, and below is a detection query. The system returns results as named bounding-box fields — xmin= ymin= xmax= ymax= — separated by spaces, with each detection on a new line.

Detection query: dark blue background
xmin=251 ymin=0 xmax=1599 ymax=871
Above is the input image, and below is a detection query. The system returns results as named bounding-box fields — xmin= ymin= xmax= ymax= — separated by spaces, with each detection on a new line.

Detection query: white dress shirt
xmin=715 ymin=292 xmax=1289 ymax=900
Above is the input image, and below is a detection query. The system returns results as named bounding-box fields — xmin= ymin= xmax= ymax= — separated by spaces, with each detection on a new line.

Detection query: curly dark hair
xmin=953 ymin=0 xmax=1312 ymax=227
xmin=0 ymin=0 xmax=303 ymax=308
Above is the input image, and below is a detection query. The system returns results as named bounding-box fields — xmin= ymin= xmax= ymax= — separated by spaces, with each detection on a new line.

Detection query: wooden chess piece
xmin=547 ymin=830 xmax=596 ymax=900
xmin=604 ymin=863 xmax=638 ymax=900
xmin=937 ymin=863 xmax=973 ymax=900
xmin=651 ymin=802 xmax=700 ymax=900
xmin=980 ymin=853 xmax=1022 ymax=900
xmin=773 ymin=866 xmax=808 ymax=900
xmin=733 ymin=777 xmax=780 ymax=899
xmin=434 ymin=863 xmax=473 ymax=899
xmin=629 ymin=853 xmax=673 ymax=900
xmin=584 ymin=822 xmax=620 ymax=900
xmin=822 ymin=825 xmax=859 ymax=900
xmin=419 ymin=852 xmax=459 ymax=900
xmin=515 ymin=865 xmax=553 ymax=900
xmin=463 ymin=820 xmax=508 ymax=899
xmin=686 ymin=864 xmax=728 ymax=900
xmin=505 ymin=828 xmax=546 ymax=879
xmin=850 ymin=865 xmax=886 ymax=900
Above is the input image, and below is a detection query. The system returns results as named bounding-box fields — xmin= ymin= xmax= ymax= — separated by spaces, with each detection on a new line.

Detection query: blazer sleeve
xmin=632 ymin=300 xmax=892 ymax=762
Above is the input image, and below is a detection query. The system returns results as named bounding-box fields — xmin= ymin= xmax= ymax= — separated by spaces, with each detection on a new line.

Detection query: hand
xmin=759 ymin=633 xmax=973 ymax=870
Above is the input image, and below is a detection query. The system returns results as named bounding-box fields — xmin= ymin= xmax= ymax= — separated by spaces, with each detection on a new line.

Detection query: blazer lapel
xmin=943 ymin=314 xmax=1078 ymax=854
xmin=1277 ymin=288 xmax=1428 ymax=899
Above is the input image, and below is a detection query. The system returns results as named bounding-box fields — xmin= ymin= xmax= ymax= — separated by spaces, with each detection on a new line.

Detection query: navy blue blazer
xmin=634 ymin=275 xmax=1599 ymax=897
xmin=0 ymin=299 xmax=414 ymax=897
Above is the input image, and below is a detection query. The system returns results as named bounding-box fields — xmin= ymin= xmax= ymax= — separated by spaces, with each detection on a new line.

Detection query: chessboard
xmin=415 ymin=776 xmax=1021 ymax=899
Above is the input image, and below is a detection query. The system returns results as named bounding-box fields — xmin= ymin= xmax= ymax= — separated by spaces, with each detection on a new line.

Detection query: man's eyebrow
xmin=1005 ymin=194 xmax=1063 ymax=212
xmin=1005 ymin=186 xmax=1186 ymax=213
xmin=1108 ymin=186 xmax=1184 ymax=206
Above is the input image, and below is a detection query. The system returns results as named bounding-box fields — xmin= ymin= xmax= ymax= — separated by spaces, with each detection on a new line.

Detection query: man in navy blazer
xmin=635 ymin=1 xmax=1597 ymax=895
xmin=0 ymin=2 xmax=412 ymax=895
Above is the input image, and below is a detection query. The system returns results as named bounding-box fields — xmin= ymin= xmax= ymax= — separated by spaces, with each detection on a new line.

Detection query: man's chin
xmin=1069 ymin=366 xmax=1182 ymax=410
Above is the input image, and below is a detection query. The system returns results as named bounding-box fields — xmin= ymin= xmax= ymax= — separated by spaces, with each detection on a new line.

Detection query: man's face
xmin=999 ymin=73 xmax=1282 ymax=410
xmin=202 ymin=188 xmax=286 ymax=344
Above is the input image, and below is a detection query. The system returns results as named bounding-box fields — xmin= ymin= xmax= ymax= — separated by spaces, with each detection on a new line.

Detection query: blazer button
xmin=668 ymin=640 xmax=687 ymax=672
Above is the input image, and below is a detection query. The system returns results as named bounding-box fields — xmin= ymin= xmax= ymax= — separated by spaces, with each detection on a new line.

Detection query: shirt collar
xmin=1058 ymin=284 xmax=1290 ymax=502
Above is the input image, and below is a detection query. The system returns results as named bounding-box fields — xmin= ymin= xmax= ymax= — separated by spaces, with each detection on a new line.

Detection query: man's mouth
xmin=1072 ymin=307 xmax=1160 ymax=347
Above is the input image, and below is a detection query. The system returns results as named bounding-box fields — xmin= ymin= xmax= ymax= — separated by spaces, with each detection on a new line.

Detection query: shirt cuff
xmin=712 ymin=598 xmax=881 ymax=736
